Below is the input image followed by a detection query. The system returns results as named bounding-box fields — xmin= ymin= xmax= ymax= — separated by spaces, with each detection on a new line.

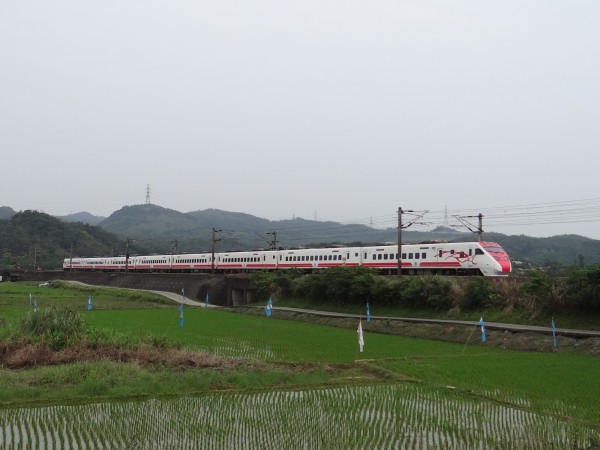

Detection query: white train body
xmin=64 ymin=241 xmax=511 ymax=276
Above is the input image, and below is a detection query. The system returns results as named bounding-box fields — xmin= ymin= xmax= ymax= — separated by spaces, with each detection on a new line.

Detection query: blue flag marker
xmin=367 ymin=302 xmax=371 ymax=322
xmin=552 ymin=319 xmax=557 ymax=349
xmin=265 ymin=297 xmax=273 ymax=317
xmin=87 ymin=294 xmax=93 ymax=311
xmin=479 ymin=317 xmax=487 ymax=343
xmin=205 ymin=293 xmax=209 ymax=306
xmin=179 ymin=304 xmax=184 ymax=328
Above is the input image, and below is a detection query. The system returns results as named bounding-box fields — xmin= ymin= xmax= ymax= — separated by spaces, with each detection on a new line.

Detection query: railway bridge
xmin=19 ymin=271 xmax=256 ymax=307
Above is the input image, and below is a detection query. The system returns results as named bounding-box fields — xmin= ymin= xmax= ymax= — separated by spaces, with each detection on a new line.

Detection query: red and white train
xmin=63 ymin=241 xmax=511 ymax=276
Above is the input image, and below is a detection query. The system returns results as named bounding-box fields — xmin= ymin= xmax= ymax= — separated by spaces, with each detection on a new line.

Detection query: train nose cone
xmin=501 ymin=259 xmax=512 ymax=273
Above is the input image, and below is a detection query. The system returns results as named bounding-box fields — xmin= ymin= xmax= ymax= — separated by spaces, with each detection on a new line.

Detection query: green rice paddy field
xmin=0 ymin=282 xmax=599 ymax=449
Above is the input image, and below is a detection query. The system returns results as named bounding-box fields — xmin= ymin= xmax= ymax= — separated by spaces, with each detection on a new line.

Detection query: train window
xmin=475 ymin=249 xmax=484 ymax=255
xmin=377 ymin=254 xmax=382 ymax=260
xmin=422 ymin=253 xmax=426 ymax=259
xmin=408 ymin=253 xmax=413 ymax=259
xmin=450 ymin=250 xmax=455 ymax=254
xmin=355 ymin=253 xmax=358 ymax=257
xmin=402 ymin=253 xmax=406 ymax=259
xmin=438 ymin=250 xmax=442 ymax=257
xmin=383 ymin=254 xmax=388 ymax=260
xmin=364 ymin=253 xmax=367 ymax=259
xmin=372 ymin=255 xmax=376 ymax=260
xmin=415 ymin=253 xmax=420 ymax=259
xmin=329 ymin=255 xmax=333 ymax=260
xmin=469 ymin=249 xmax=472 ymax=256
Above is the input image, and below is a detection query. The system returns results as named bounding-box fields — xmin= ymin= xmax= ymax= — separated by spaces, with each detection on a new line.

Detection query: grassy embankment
xmin=0 ymin=281 xmax=599 ymax=431
xmin=273 ymin=295 xmax=600 ymax=331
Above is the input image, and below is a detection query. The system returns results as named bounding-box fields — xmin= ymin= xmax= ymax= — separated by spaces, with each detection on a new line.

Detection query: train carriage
xmin=171 ymin=253 xmax=213 ymax=272
xmin=134 ymin=255 xmax=171 ymax=272
xmin=277 ymin=247 xmax=362 ymax=270
xmin=64 ymin=241 xmax=511 ymax=276
xmin=217 ymin=251 xmax=278 ymax=272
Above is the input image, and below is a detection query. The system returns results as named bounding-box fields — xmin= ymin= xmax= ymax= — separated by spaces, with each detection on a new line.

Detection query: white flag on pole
xmin=357 ymin=319 xmax=364 ymax=352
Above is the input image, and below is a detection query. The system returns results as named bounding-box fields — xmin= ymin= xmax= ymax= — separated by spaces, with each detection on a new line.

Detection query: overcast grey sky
xmin=2 ymin=1 xmax=599 ymax=238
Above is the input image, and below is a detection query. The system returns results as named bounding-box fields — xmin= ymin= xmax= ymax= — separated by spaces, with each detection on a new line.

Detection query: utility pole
xmin=397 ymin=207 xmax=403 ymax=277
xmin=266 ymin=231 xmax=278 ymax=251
xmin=453 ymin=213 xmax=484 ymax=242
xmin=172 ymin=239 xmax=180 ymax=254
xmin=211 ymin=228 xmax=222 ymax=273
xmin=125 ymin=238 xmax=132 ymax=272
xmin=397 ymin=207 xmax=425 ymax=277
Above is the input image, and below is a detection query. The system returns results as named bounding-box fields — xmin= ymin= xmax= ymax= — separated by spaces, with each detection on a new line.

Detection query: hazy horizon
xmin=2 ymin=2 xmax=599 ymax=239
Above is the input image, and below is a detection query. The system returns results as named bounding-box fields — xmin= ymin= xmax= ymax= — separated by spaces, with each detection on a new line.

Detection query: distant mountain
xmin=97 ymin=204 xmax=403 ymax=253
xmin=3 ymin=203 xmax=600 ymax=269
xmin=186 ymin=208 xmax=273 ymax=231
xmin=58 ymin=211 xmax=105 ymax=226
xmin=0 ymin=210 xmax=127 ymax=269
xmin=0 ymin=206 xmax=16 ymax=220
xmin=91 ymin=203 xmax=600 ymax=267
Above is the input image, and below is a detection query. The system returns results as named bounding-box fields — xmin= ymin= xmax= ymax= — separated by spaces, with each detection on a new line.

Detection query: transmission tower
xmin=145 ymin=185 xmax=150 ymax=204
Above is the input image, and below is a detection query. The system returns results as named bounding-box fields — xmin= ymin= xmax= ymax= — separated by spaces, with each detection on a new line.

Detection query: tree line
xmin=251 ymin=266 xmax=600 ymax=314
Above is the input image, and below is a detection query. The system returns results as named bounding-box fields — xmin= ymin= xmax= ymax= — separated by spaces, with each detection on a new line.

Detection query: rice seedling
xmin=2 ymin=384 xmax=596 ymax=449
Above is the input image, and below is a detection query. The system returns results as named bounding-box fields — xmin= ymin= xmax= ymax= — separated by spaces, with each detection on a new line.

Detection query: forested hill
xmin=0 ymin=211 xmax=126 ymax=269
xmin=1 ymin=207 xmax=600 ymax=270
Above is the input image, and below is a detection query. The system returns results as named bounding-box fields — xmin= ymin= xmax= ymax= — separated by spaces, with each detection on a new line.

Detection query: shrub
xmin=20 ymin=306 xmax=86 ymax=350
xmin=565 ymin=264 xmax=600 ymax=311
xmin=251 ymin=270 xmax=303 ymax=298
xmin=421 ymin=276 xmax=454 ymax=310
xmin=461 ymin=277 xmax=496 ymax=310
xmin=520 ymin=270 xmax=552 ymax=297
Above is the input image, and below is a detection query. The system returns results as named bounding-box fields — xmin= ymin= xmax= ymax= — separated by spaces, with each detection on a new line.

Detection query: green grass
xmin=273 ymin=295 xmax=600 ymax=330
xmin=85 ymin=307 xmax=500 ymax=363
xmin=0 ymin=280 xmax=172 ymax=313
xmin=376 ymin=351 xmax=600 ymax=426
xmin=1 ymin=281 xmax=599 ymax=430
xmin=0 ymin=361 xmax=332 ymax=407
